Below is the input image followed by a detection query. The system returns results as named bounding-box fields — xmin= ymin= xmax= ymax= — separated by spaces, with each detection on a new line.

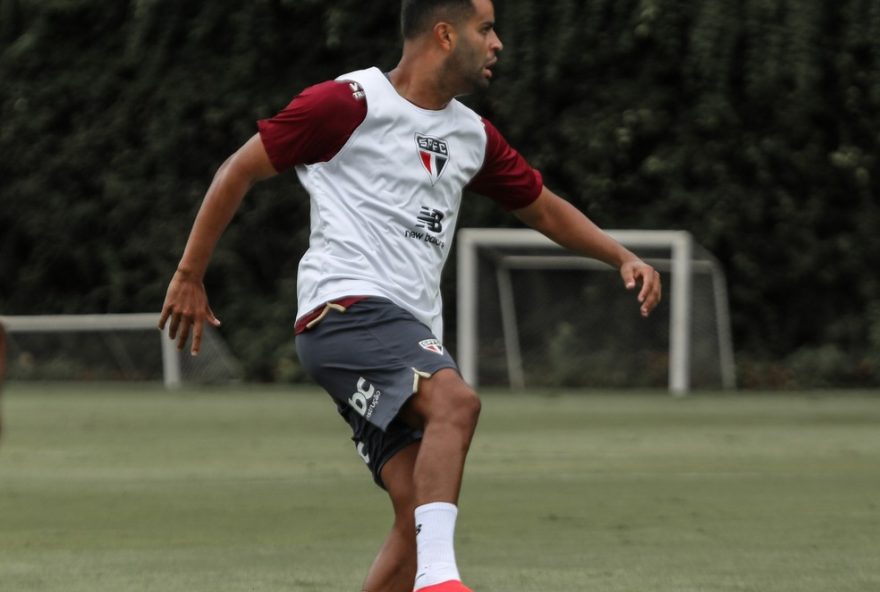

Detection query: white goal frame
xmin=0 ymin=314 xmax=184 ymax=389
xmin=456 ymin=228 xmax=736 ymax=395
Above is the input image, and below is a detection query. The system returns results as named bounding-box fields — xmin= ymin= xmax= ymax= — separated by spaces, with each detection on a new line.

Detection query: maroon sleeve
xmin=467 ymin=118 xmax=543 ymax=211
xmin=257 ymin=80 xmax=367 ymax=172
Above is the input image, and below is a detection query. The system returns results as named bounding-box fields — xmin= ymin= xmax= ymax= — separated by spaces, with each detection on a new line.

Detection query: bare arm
xmin=158 ymin=133 xmax=278 ymax=354
xmin=514 ymin=186 xmax=662 ymax=317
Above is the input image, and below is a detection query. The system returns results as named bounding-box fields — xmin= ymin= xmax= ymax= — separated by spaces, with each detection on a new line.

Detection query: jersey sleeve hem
xmin=467 ymin=118 xmax=543 ymax=211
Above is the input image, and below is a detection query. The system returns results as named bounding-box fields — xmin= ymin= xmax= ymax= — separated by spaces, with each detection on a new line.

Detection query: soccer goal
xmin=0 ymin=313 xmax=242 ymax=389
xmin=456 ymin=229 xmax=735 ymax=394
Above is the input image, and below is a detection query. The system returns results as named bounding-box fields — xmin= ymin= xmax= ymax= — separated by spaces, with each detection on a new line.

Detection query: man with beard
xmin=160 ymin=1 xmax=662 ymax=590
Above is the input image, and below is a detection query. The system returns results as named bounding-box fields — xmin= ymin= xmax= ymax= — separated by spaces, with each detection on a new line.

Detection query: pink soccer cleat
xmin=415 ymin=580 xmax=474 ymax=592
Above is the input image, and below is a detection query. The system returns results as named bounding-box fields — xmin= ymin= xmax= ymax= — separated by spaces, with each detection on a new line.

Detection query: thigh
xmin=296 ymin=298 xmax=458 ymax=432
xmin=295 ymin=298 xmax=457 ymax=487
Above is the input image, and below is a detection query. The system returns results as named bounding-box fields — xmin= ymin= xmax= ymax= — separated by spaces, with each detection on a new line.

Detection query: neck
xmin=387 ymin=52 xmax=457 ymax=110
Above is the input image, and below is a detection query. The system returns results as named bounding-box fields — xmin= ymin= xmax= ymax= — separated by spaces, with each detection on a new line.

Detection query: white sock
xmin=413 ymin=502 xmax=462 ymax=590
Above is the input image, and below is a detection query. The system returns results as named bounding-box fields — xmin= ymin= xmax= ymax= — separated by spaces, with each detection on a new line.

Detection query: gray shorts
xmin=295 ymin=297 xmax=458 ymax=488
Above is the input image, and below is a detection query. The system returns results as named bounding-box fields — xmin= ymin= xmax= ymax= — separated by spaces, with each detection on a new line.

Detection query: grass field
xmin=0 ymin=384 xmax=878 ymax=592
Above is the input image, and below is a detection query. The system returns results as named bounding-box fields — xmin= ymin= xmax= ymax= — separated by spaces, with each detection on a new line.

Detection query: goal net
xmin=0 ymin=314 xmax=242 ymax=388
xmin=456 ymin=229 xmax=735 ymax=394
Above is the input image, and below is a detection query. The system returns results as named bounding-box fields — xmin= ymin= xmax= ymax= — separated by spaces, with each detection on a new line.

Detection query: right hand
xmin=158 ymin=269 xmax=221 ymax=355
xmin=620 ymin=258 xmax=662 ymax=318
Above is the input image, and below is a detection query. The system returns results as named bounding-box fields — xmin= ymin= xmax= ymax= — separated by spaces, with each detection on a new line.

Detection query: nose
xmin=491 ymin=31 xmax=503 ymax=52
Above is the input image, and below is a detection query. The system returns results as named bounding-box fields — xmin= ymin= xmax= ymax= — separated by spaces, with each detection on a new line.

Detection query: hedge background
xmin=1 ymin=0 xmax=879 ymax=387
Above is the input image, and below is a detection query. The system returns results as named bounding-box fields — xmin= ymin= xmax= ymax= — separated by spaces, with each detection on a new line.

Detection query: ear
xmin=433 ymin=21 xmax=457 ymax=51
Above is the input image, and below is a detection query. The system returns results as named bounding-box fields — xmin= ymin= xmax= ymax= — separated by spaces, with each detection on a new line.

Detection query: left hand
xmin=620 ymin=259 xmax=662 ymax=317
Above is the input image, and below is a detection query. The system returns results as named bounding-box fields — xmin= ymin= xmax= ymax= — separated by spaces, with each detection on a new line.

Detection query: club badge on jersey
xmin=419 ymin=339 xmax=444 ymax=355
xmin=415 ymin=134 xmax=450 ymax=186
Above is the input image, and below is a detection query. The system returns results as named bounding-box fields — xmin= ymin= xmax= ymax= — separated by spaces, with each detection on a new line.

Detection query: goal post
xmin=0 ymin=313 xmax=242 ymax=389
xmin=456 ymin=228 xmax=736 ymax=394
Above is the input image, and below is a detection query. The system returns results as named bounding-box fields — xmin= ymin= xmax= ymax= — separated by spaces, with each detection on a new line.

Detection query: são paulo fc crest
xmin=415 ymin=134 xmax=450 ymax=185
xmin=419 ymin=339 xmax=444 ymax=355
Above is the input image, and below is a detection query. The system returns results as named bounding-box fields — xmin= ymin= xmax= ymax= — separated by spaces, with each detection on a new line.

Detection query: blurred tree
xmin=1 ymin=0 xmax=877 ymax=386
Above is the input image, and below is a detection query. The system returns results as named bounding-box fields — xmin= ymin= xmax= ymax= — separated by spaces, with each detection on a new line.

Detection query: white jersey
xmin=293 ymin=67 xmax=488 ymax=340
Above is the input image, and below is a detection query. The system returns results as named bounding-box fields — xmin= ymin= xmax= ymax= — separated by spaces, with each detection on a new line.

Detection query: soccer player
xmin=159 ymin=0 xmax=662 ymax=590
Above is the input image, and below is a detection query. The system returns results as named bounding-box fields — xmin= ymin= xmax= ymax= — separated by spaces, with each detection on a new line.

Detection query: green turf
xmin=0 ymin=384 xmax=878 ymax=591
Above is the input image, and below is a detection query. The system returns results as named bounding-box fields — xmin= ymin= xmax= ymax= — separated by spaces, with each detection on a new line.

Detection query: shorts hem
xmin=373 ymin=436 xmax=422 ymax=490
xmin=370 ymin=361 xmax=460 ymax=432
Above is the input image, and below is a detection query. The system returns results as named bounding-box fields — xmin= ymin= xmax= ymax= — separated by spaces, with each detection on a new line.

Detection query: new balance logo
xmin=416 ymin=207 xmax=444 ymax=233
xmin=404 ymin=206 xmax=447 ymax=249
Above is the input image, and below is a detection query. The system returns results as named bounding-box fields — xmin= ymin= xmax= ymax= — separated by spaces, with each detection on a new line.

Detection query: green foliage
xmin=1 ymin=0 xmax=400 ymax=380
xmin=1 ymin=0 xmax=878 ymax=385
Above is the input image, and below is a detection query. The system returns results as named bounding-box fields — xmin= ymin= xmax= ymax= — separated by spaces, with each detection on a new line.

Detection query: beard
xmin=446 ymin=41 xmax=492 ymax=96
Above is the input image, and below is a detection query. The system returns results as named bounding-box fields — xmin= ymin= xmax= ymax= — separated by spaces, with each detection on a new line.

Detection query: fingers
xmin=192 ymin=319 xmax=203 ymax=356
xmin=158 ymin=277 xmax=219 ymax=356
xmin=206 ymin=305 xmax=222 ymax=327
xmin=167 ymin=308 xmax=219 ymax=355
xmin=177 ymin=317 xmax=192 ymax=352
xmin=636 ymin=267 xmax=662 ymax=317
xmin=168 ymin=311 xmax=181 ymax=339
xmin=160 ymin=307 xmax=214 ymax=356
xmin=161 ymin=311 xmax=201 ymax=355
xmin=164 ymin=311 xmax=201 ymax=355
xmin=158 ymin=307 xmax=170 ymax=331
xmin=622 ymin=265 xmax=637 ymax=291
xmin=189 ymin=307 xmax=221 ymax=356
xmin=621 ymin=261 xmax=662 ymax=317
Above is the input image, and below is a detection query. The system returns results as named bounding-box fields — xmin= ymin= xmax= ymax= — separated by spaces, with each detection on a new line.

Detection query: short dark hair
xmin=401 ymin=0 xmax=476 ymax=39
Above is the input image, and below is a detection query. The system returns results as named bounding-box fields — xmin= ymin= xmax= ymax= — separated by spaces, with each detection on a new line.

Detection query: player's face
xmin=449 ymin=0 xmax=503 ymax=94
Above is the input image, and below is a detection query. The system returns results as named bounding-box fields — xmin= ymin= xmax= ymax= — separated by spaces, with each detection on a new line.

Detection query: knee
xmin=458 ymin=386 xmax=482 ymax=426
xmin=411 ymin=369 xmax=481 ymax=432
xmin=437 ymin=383 xmax=481 ymax=431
